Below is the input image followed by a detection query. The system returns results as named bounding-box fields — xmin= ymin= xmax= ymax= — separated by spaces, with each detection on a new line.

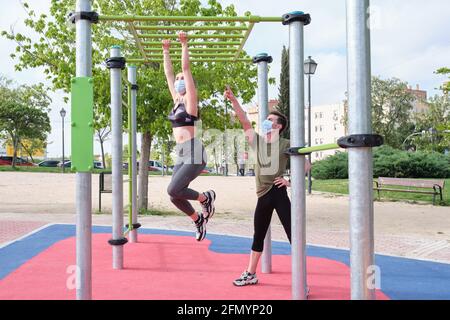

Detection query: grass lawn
xmin=312 ymin=179 xmax=450 ymax=206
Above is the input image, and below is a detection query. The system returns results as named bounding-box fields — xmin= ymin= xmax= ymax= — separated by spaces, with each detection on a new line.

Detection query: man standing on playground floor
xmin=224 ymin=86 xmax=310 ymax=287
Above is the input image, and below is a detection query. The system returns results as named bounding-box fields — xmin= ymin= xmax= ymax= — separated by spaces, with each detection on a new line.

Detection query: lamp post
xmin=60 ymin=107 xmax=66 ymax=173
xmin=402 ymin=131 xmax=425 ymax=151
xmin=304 ymin=56 xmax=317 ymax=194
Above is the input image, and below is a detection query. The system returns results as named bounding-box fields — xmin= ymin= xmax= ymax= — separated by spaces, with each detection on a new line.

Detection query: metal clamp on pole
xmin=68 ymin=11 xmax=99 ymax=24
xmin=282 ymin=11 xmax=311 ymax=26
xmin=125 ymin=223 xmax=142 ymax=230
xmin=106 ymin=57 xmax=127 ymax=70
xmin=108 ymin=238 xmax=128 ymax=246
xmin=285 ymin=146 xmax=309 ymax=156
xmin=337 ymin=134 xmax=384 ymax=149
xmin=131 ymin=84 xmax=139 ymax=91
xmin=252 ymin=53 xmax=273 ymax=64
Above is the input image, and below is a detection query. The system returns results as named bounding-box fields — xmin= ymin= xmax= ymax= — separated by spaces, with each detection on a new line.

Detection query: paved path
xmin=0 ymin=172 xmax=449 ymax=262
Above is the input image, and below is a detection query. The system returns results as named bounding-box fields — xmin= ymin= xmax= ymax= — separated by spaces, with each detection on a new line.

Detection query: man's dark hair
xmin=269 ymin=110 xmax=288 ymax=134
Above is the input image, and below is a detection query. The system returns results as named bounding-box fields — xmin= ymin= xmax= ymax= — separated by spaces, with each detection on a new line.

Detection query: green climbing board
xmin=71 ymin=77 xmax=94 ymax=172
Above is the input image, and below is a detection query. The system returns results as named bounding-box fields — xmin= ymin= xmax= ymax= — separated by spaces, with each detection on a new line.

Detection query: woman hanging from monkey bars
xmin=163 ymin=32 xmax=216 ymax=241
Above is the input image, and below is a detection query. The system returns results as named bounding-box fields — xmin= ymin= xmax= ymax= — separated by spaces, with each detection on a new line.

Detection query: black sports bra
xmin=168 ymin=101 xmax=198 ymax=128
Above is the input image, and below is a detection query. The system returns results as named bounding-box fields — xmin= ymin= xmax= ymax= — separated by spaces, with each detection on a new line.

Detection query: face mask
xmin=262 ymin=119 xmax=274 ymax=134
xmin=174 ymin=79 xmax=186 ymax=94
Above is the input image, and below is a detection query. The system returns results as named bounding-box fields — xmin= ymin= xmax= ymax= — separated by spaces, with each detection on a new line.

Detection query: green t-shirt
xmin=249 ymin=133 xmax=290 ymax=198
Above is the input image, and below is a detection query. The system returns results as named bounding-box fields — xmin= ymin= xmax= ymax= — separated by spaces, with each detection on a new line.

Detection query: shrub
xmin=311 ymin=145 xmax=450 ymax=179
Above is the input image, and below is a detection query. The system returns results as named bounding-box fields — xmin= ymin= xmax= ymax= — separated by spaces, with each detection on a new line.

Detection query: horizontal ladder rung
xmin=138 ymin=33 xmax=245 ymax=39
xmin=134 ymin=25 xmax=249 ymax=31
xmin=144 ymin=47 xmax=238 ymax=52
xmin=127 ymin=58 xmax=252 ymax=63
xmin=142 ymin=41 xmax=241 ymax=46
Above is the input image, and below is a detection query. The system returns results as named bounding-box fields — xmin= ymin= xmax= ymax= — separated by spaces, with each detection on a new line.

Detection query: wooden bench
xmin=99 ymin=172 xmax=112 ymax=212
xmin=373 ymin=177 xmax=445 ymax=205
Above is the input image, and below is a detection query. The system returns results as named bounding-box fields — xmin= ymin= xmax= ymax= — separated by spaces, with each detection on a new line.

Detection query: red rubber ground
xmin=0 ymin=234 xmax=389 ymax=300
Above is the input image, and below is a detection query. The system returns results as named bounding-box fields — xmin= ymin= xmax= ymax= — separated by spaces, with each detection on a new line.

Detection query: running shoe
xmin=194 ymin=212 xmax=207 ymax=241
xmin=200 ymin=190 xmax=216 ymax=220
xmin=233 ymin=271 xmax=258 ymax=286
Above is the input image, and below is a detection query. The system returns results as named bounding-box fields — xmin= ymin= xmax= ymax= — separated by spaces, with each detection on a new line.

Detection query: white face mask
xmin=174 ymin=79 xmax=186 ymax=94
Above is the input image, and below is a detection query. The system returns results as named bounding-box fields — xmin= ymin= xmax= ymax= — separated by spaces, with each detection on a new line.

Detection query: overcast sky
xmin=1 ymin=0 xmax=449 ymax=158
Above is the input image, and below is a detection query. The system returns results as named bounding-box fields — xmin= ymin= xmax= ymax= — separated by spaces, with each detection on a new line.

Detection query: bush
xmin=311 ymin=145 xmax=450 ymax=179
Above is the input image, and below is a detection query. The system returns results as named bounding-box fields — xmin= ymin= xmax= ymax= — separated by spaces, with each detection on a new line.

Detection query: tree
xmin=371 ymin=77 xmax=415 ymax=149
xmin=411 ymin=95 xmax=450 ymax=153
xmin=436 ymin=67 xmax=450 ymax=93
xmin=0 ymin=78 xmax=51 ymax=168
xmin=2 ymin=0 xmax=257 ymax=211
xmin=277 ymin=46 xmax=290 ymax=139
xmin=20 ymin=138 xmax=47 ymax=163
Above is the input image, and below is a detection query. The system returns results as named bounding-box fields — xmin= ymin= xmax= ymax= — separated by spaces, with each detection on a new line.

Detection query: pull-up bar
xmin=99 ymin=15 xmax=283 ymax=23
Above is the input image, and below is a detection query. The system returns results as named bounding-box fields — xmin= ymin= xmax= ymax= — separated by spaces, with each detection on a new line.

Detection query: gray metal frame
xmin=73 ymin=2 xmax=376 ymax=300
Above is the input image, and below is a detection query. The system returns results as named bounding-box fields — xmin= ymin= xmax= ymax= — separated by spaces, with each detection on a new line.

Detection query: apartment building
xmin=306 ymin=103 xmax=347 ymax=161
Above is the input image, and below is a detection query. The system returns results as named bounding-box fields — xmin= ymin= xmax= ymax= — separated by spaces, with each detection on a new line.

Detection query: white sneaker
xmin=233 ymin=271 xmax=258 ymax=286
xmin=194 ymin=212 xmax=207 ymax=241
xmin=200 ymin=190 xmax=216 ymax=220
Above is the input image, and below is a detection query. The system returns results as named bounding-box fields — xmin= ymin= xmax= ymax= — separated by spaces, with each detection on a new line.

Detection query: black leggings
xmin=252 ymin=185 xmax=292 ymax=252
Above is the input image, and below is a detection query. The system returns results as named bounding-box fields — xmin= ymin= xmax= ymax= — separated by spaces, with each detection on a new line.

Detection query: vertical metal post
xmin=75 ymin=0 xmax=92 ymax=300
xmin=62 ymin=113 xmax=65 ymax=173
xmin=346 ymin=0 xmax=375 ymax=300
xmin=253 ymin=53 xmax=273 ymax=274
xmin=128 ymin=65 xmax=138 ymax=243
xmin=283 ymin=11 xmax=310 ymax=300
xmin=307 ymin=74 xmax=312 ymax=194
xmin=109 ymin=46 xmax=126 ymax=268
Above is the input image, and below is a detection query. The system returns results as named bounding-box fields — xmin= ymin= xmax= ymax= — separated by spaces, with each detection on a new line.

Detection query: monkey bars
xmin=98 ymin=14 xmax=283 ymax=64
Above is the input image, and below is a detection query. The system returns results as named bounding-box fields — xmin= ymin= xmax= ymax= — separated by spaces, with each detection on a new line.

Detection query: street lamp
xmin=304 ymin=56 xmax=318 ymax=195
xmin=402 ymin=131 xmax=425 ymax=151
xmin=60 ymin=108 xmax=66 ymax=173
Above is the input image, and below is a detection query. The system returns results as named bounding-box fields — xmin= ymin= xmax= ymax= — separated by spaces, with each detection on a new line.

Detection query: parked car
xmin=58 ymin=161 xmax=103 ymax=169
xmin=0 ymin=156 xmax=36 ymax=166
xmin=38 ymin=160 xmax=61 ymax=167
xmin=123 ymin=160 xmax=170 ymax=172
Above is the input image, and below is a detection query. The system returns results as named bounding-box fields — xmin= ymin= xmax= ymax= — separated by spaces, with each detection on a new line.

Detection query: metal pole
xmin=253 ymin=53 xmax=273 ymax=274
xmin=224 ymin=103 xmax=228 ymax=176
xmin=75 ymin=0 xmax=92 ymax=301
xmin=128 ymin=65 xmax=138 ymax=243
xmin=62 ymin=115 xmax=65 ymax=174
xmin=110 ymin=46 xmax=125 ymax=268
xmin=346 ymin=0 xmax=375 ymax=300
xmin=283 ymin=11 xmax=308 ymax=300
xmin=307 ymin=74 xmax=312 ymax=194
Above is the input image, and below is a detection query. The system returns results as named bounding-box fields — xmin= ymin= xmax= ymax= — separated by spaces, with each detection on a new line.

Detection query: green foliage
xmin=371 ymin=77 xmax=415 ymax=149
xmin=0 ymin=77 xmax=51 ymax=168
xmin=436 ymin=67 xmax=450 ymax=93
xmin=312 ymin=146 xmax=450 ymax=179
xmin=1 ymin=0 xmax=258 ymax=140
xmin=311 ymin=151 xmax=348 ymax=180
xmin=277 ymin=46 xmax=289 ymax=139
xmin=411 ymin=95 xmax=450 ymax=153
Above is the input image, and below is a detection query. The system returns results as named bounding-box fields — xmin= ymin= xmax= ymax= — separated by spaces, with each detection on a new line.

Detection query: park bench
xmin=99 ymin=172 xmax=112 ymax=212
xmin=373 ymin=177 xmax=445 ymax=205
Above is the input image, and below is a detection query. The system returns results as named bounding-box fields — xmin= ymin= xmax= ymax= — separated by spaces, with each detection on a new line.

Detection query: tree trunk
xmin=99 ymin=135 xmax=106 ymax=169
xmin=138 ymin=131 xmax=152 ymax=212
xmin=12 ymin=136 xmax=19 ymax=169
